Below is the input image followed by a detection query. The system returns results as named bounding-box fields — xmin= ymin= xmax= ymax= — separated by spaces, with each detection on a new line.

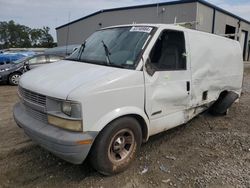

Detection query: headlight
xmin=62 ymin=101 xmax=72 ymax=116
xmin=61 ymin=101 xmax=82 ymax=118
xmin=0 ymin=68 xmax=10 ymax=72
xmin=48 ymin=115 xmax=82 ymax=132
xmin=46 ymin=98 xmax=83 ymax=131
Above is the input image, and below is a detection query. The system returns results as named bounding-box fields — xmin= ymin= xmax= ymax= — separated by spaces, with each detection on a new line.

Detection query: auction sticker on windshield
xmin=130 ymin=26 xmax=153 ymax=33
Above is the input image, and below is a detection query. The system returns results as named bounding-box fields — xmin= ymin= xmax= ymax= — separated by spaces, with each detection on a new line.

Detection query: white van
xmin=14 ymin=24 xmax=243 ymax=175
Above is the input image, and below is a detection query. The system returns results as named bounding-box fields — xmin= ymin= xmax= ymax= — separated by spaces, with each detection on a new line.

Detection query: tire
xmin=8 ymin=73 xmax=22 ymax=86
xmin=89 ymin=117 xmax=142 ymax=175
xmin=210 ymin=91 xmax=239 ymax=115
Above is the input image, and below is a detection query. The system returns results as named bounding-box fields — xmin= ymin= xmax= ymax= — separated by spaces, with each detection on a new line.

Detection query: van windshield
xmin=67 ymin=26 xmax=153 ymax=69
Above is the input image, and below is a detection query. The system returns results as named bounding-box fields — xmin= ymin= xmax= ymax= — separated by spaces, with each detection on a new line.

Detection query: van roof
xmin=102 ymin=23 xmax=186 ymax=31
xmin=102 ymin=23 xmax=240 ymax=44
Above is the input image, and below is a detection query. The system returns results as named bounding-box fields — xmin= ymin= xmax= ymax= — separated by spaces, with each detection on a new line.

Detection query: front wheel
xmin=89 ymin=117 xmax=142 ymax=175
xmin=9 ymin=73 xmax=21 ymax=85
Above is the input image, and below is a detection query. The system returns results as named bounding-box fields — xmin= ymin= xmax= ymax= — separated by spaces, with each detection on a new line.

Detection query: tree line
xmin=0 ymin=20 xmax=56 ymax=49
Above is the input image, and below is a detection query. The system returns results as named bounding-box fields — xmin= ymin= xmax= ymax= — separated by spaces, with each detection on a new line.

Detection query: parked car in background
xmin=0 ymin=53 xmax=26 ymax=65
xmin=0 ymin=54 xmax=64 ymax=85
xmin=0 ymin=51 xmax=36 ymax=65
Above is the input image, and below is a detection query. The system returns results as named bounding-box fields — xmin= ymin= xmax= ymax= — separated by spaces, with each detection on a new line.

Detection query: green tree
xmin=40 ymin=26 xmax=54 ymax=48
xmin=0 ymin=21 xmax=8 ymax=48
xmin=30 ymin=28 xmax=43 ymax=47
xmin=0 ymin=20 xmax=56 ymax=49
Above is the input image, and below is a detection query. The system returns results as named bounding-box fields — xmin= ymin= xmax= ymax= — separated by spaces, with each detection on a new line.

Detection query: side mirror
xmin=145 ymin=58 xmax=156 ymax=76
xmin=23 ymin=61 xmax=30 ymax=71
xmin=182 ymin=52 xmax=188 ymax=58
xmin=24 ymin=61 xmax=29 ymax=65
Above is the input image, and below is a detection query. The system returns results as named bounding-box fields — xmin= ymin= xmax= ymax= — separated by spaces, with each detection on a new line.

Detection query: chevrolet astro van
xmin=13 ymin=24 xmax=243 ymax=175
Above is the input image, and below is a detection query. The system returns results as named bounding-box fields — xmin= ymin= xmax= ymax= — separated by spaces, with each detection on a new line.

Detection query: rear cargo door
xmin=143 ymin=30 xmax=191 ymax=133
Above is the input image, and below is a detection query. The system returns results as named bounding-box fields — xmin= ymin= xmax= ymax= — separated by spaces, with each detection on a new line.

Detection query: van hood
xmin=19 ymin=60 xmax=135 ymax=99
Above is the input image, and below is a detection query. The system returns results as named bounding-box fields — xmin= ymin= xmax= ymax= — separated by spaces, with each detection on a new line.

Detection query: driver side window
xmin=149 ymin=30 xmax=186 ymax=71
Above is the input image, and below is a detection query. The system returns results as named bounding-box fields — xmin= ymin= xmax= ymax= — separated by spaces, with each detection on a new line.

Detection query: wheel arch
xmin=215 ymin=90 xmax=239 ymax=103
xmin=217 ymin=90 xmax=229 ymax=100
xmin=91 ymin=107 xmax=150 ymax=143
xmin=8 ymin=71 xmax=23 ymax=78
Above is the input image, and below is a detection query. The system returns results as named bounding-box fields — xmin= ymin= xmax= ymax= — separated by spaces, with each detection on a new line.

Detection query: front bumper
xmin=0 ymin=72 xmax=9 ymax=83
xmin=13 ymin=102 xmax=98 ymax=164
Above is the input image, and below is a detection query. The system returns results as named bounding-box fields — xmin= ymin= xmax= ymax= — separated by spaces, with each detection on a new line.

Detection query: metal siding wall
xmin=100 ymin=3 xmax=197 ymax=28
xmin=57 ymin=14 xmax=103 ymax=46
xmin=56 ymin=2 xmax=197 ymax=46
xmin=56 ymin=27 xmax=68 ymax=46
xmin=196 ymin=3 xmax=214 ymax=33
xmin=213 ymin=11 xmax=250 ymax=61
xmin=213 ymin=11 xmax=239 ymax=35
xmin=241 ymin=22 xmax=250 ymax=61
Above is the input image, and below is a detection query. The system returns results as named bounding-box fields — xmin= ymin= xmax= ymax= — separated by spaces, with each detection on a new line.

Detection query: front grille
xmin=19 ymin=86 xmax=46 ymax=107
xmin=23 ymin=104 xmax=48 ymax=123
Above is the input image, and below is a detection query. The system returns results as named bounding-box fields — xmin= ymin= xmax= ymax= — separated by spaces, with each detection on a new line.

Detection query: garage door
xmin=240 ymin=31 xmax=247 ymax=60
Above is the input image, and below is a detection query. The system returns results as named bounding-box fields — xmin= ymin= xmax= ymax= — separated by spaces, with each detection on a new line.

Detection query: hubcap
xmin=108 ymin=129 xmax=135 ymax=163
xmin=11 ymin=74 xmax=20 ymax=85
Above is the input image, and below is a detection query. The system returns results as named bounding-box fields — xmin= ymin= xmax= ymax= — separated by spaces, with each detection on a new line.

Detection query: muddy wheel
xmin=89 ymin=117 xmax=142 ymax=175
xmin=9 ymin=73 xmax=21 ymax=85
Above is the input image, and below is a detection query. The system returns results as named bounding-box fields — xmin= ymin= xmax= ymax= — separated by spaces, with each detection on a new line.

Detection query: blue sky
xmin=0 ymin=0 xmax=249 ymax=41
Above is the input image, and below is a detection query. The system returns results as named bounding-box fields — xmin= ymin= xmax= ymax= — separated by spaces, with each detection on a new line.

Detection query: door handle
xmin=186 ymin=81 xmax=190 ymax=92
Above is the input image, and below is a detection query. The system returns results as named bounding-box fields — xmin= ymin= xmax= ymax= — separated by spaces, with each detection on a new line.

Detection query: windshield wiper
xmin=101 ymin=40 xmax=111 ymax=65
xmin=78 ymin=41 xmax=86 ymax=60
xmin=108 ymin=63 xmax=125 ymax=68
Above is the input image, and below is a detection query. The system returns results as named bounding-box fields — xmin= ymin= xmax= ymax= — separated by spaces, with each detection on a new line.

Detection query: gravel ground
xmin=0 ymin=65 xmax=249 ymax=188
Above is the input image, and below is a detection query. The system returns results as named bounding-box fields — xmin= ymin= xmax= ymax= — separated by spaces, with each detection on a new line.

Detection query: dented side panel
xmin=187 ymin=31 xmax=244 ymax=107
xmin=143 ymin=26 xmax=243 ymax=137
xmin=144 ymin=30 xmax=192 ymax=136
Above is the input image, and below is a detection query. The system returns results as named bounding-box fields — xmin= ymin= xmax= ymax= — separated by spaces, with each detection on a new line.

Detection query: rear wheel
xmin=89 ymin=117 xmax=142 ymax=175
xmin=9 ymin=73 xmax=21 ymax=85
xmin=210 ymin=91 xmax=239 ymax=115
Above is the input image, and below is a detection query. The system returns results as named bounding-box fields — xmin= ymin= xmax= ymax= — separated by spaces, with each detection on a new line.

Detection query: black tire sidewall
xmin=9 ymin=73 xmax=21 ymax=86
xmin=90 ymin=117 xmax=142 ymax=175
xmin=210 ymin=92 xmax=238 ymax=115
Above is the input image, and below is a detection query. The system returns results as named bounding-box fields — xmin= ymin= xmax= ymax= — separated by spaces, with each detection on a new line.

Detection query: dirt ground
xmin=0 ymin=66 xmax=250 ymax=188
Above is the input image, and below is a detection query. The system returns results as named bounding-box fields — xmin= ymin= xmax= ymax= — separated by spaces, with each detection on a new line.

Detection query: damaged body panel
xmin=188 ymin=30 xmax=243 ymax=107
xmin=141 ymin=25 xmax=243 ymax=136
